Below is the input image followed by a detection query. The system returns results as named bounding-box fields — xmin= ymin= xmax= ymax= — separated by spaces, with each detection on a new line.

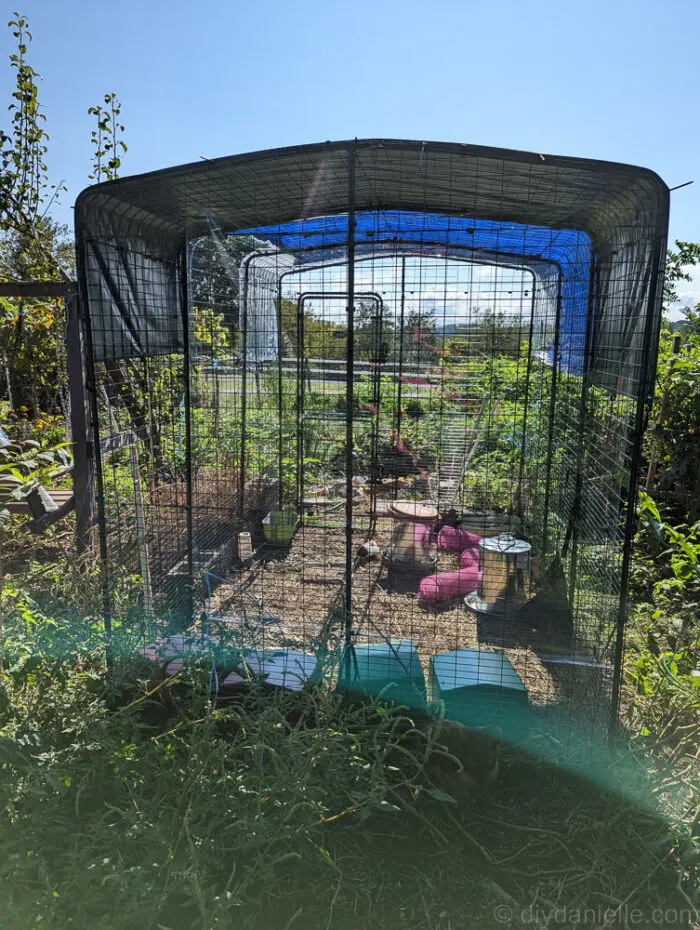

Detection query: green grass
xmin=0 ymin=656 xmax=695 ymax=930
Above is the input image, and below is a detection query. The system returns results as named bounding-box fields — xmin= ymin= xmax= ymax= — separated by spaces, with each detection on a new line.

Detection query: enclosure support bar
xmin=0 ymin=282 xmax=75 ymax=298
xmin=65 ymin=294 xmax=94 ymax=551
xmin=515 ymin=274 xmax=537 ymax=518
xmin=239 ymin=265 xmax=249 ymax=521
xmin=294 ymin=289 xmax=382 ymax=526
xmin=370 ymin=294 xmax=384 ymax=528
xmin=564 ymin=252 xmax=598 ymax=607
xmin=296 ymin=294 xmax=306 ymax=516
xmin=395 ymin=256 xmax=407 ymax=442
xmin=73 ymin=250 xmax=113 ymax=647
xmin=276 ymin=280 xmax=285 ymax=510
xmin=179 ymin=253 xmax=195 ymax=626
xmin=344 ymin=143 xmax=357 ymax=677
xmin=540 ymin=274 xmax=563 ymax=561
xmin=610 ymin=235 xmax=666 ymax=735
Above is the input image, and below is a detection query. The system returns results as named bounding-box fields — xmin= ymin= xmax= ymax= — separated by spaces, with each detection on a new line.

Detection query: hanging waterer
xmin=465 ymin=534 xmax=532 ymax=615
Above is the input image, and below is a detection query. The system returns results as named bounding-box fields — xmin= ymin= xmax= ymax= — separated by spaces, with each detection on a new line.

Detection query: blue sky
xmin=3 ymin=0 xmax=700 ymax=306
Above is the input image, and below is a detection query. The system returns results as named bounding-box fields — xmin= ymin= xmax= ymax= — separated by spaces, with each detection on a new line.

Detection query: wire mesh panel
xmin=75 ymin=139 xmax=669 ymax=744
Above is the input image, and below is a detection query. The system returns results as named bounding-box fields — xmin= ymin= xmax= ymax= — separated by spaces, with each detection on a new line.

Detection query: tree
xmin=643 ymin=242 xmax=700 ymax=520
xmin=645 ymin=307 xmax=700 ymax=521
xmin=278 ymin=298 xmax=348 ymax=361
xmin=354 ymin=299 xmax=393 ymax=362
xmin=401 ymin=306 xmax=439 ymax=365
xmin=193 ymin=306 xmax=229 ymax=359
xmin=473 ymin=308 xmax=524 ymax=359
xmin=0 ymin=13 xmax=73 ymax=419
xmin=189 ymin=233 xmax=261 ymax=349
xmin=0 ymin=13 xmax=63 ymax=239
xmin=663 ymin=240 xmax=700 ymax=307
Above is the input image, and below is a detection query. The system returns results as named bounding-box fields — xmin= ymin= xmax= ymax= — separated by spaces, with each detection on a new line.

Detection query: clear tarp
xmin=240 ymin=251 xmax=296 ymax=363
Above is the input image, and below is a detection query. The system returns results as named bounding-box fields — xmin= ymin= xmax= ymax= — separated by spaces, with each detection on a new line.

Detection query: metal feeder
xmin=465 ymin=533 xmax=532 ymax=615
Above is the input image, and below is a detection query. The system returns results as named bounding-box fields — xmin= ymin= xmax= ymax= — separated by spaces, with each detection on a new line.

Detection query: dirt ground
xmin=209 ymin=500 xmax=564 ymax=707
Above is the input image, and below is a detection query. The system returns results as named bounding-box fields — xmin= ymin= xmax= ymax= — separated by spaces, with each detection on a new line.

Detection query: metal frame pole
xmin=610 ymin=236 xmax=666 ymax=734
xmin=276 ymin=280 xmax=285 ymax=510
xmin=71 ymin=259 xmax=113 ymax=644
xmin=515 ymin=273 xmax=537 ymax=518
xmin=344 ymin=143 xmax=357 ymax=674
xmin=179 ymin=252 xmax=195 ymax=627
xmin=395 ymin=256 xmax=407 ymax=442
xmin=294 ymin=290 xmax=381 ymax=522
xmin=540 ymin=274 xmax=563 ymax=562
xmin=65 ymin=293 xmax=94 ymax=550
xmin=563 ymin=252 xmax=598 ymax=608
xmin=296 ymin=293 xmax=305 ymax=515
xmin=239 ymin=265 xmax=249 ymax=522
xmin=369 ymin=294 xmax=384 ymax=527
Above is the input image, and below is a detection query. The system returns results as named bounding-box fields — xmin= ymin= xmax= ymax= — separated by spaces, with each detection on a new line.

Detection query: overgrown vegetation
xmin=0 ymin=665 xmax=691 ymax=930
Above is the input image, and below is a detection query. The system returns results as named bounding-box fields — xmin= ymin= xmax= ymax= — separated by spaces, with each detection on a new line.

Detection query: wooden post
xmin=66 ymin=293 xmax=94 ymax=550
xmin=0 ymin=282 xmax=93 ymax=549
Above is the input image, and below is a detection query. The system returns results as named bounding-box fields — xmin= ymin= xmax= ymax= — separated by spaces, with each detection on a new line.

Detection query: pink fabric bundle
xmin=414 ymin=523 xmax=433 ymax=545
xmin=418 ymin=526 xmax=483 ymax=604
xmin=436 ymin=526 xmax=482 ymax=553
xmin=419 ymin=563 xmax=481 ymax=604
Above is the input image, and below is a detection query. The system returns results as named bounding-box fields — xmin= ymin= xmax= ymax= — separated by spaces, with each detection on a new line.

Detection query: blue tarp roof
xmin=235 ymin=210 xmax=592 ymax=375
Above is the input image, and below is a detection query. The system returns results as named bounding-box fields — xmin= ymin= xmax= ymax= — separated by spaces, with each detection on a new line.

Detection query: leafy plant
xmin=663 ymin=240 xmax=700 ymax=306
xmin=628 ymin=493 xmax=700 ymax=752
xmin=88 ymin=92 xmax=127 ymax=183
xmin=0 ymin=435 xmax=72 ymax=544
xmin=645 ymin=310 xmax=700 ymax=520
xmin=0 ymin=12 xmax=65 ymax=235
xmin=192 ymin=305 xmax=230 ymax=359
xmin=0 ymin=13 xmax=76 ymax=421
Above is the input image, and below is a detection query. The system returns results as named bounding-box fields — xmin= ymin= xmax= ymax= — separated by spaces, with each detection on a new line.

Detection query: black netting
xmin=75 ymin=139 xmax=668 ymax=745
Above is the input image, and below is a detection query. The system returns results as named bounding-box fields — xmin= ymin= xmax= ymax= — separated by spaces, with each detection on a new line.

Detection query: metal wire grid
xmin=76 ymin=140 xmax=668 ymax=736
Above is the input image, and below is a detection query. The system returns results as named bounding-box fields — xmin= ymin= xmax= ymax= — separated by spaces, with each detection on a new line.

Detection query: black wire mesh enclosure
xmin=75 ymin=139 xmax=669 ymax=745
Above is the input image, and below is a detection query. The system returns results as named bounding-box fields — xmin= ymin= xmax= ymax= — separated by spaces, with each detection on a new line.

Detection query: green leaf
xmin=646 ymin=632 xmax=661 ymax=657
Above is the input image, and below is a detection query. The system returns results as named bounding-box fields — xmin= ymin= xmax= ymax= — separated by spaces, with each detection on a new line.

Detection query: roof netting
xmin=75 ymin=139 xmax=668 ymax=244
xmin=74 ymin=138 xmax=669 ymax=393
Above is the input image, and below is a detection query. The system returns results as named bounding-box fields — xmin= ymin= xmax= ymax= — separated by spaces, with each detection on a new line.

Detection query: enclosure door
xmin=296 ymin=291 xmax=383 ymax=533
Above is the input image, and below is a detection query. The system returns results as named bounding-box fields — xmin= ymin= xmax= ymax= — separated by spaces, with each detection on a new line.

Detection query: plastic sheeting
xmin=234 ymin=211 xmax=591 ymax=374
xmin=79 ymin=227 xmax=182 ymax=360
xmin=240 ymin=251 xmax=295 ymax=363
